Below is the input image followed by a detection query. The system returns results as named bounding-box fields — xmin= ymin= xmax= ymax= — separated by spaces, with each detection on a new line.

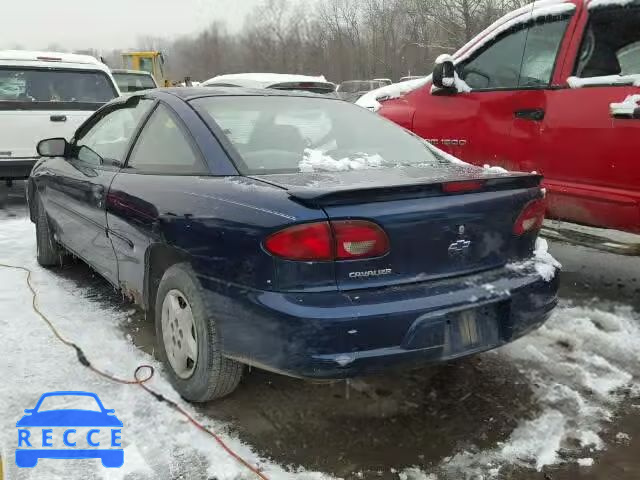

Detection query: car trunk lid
xmin=253 ymin=166 xmax=542 ymax=290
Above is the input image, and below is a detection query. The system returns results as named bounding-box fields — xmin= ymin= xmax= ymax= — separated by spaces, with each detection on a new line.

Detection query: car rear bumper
xmin=199 ymin=263 xmax=559 ymax=379
xmin=0 ymin=158 xmax=37 ymax=179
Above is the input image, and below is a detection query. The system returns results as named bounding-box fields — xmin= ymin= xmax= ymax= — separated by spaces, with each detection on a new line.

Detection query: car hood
xmin=16 ymin=409 xmax=123 ymax=427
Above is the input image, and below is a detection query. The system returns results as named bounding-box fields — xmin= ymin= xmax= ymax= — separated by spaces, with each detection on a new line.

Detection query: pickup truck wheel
xmin=155 ymin=263 xmax=243 ymax=402
xmin=35 ymin=197 xmax=63 ymax=267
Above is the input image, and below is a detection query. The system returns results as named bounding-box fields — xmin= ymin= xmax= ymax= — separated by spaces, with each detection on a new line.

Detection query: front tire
xmin=35 ymin=197 xmax=63 ymax=267
xmin=155 ymin=263 xmax=243 ymax=402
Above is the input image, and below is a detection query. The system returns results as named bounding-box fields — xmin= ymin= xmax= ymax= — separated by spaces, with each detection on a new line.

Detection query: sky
xmin=1 ymin=0 xmax=264 ymax=52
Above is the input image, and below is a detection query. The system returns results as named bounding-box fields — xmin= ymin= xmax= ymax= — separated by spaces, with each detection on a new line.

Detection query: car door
xmin=106 ymin=102 xmax=209 ymax=303
xmin=45 ymin=98 xmax=153 ymax=284
xmin=530 ymin=2 xmax=640 ymax=232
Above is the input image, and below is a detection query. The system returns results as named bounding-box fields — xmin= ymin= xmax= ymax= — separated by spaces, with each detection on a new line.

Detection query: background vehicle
xmin=121 ymin=51 xmax=169 ymax=87
xmin=0 ymin=50 xmax=119 ymax=181
xmin=376 ymin=0 xmax=640 ymax=234
xmin=337 ymin=79 xmax=386 ymax=102
xmin=202 ymin=73 xmax=336 ymax=95
xmin=28 ymin=88 xmax=557 ymax=402
xmin=111 ymin=69 xmax=158 ymax=93
xmin=373 ymin=78 xmax=393 ymax=86
xmin=399 ymin=75 xmax=425 ymax=82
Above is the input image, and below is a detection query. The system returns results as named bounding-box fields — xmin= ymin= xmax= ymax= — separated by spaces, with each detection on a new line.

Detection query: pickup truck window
xmin=576 ymin=5 xmax=640 ymax=77
xmin=460 ymin=17 xmax=570 ymax=90
xmin=0 ymin=68 xmax=117 ymax=108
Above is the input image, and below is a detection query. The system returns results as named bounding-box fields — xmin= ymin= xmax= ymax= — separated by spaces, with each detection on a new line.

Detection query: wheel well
xmin=145 ymin=245 xmax=190 ymax=316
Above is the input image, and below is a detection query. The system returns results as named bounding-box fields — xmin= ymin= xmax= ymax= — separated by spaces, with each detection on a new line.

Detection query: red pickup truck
xmin=377 ymin=0 xmax=640 ymax=234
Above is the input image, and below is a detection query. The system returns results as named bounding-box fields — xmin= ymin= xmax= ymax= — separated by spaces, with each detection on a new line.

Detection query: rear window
xmin=113 ymin=72 xmax=157 ymax=92
xmin=192 ymin=96 xmax=441 ymax=175
xmin=0 ymin=68 xmax=117 ymax=109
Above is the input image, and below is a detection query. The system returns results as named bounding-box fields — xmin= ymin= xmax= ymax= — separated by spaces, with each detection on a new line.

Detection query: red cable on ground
xmin=1 ymin=263 xmax=269 ymax=480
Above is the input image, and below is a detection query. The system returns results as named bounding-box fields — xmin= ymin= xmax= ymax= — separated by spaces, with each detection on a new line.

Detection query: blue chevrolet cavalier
xmin=27 ymin=88 xmax=559 ymax=401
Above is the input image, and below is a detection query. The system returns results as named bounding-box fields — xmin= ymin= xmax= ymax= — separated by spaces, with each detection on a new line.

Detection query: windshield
xmin=0 ymin=68 xmax=116 ymax=108
xmin=113 ymin=72 xmax=157 ymax=92
xmin=192 ymin=96 xmax=440 ymax=175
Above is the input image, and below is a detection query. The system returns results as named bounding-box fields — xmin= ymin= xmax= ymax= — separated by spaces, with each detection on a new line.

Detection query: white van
xmin=0 ymin=51 xmax=120 ymax=181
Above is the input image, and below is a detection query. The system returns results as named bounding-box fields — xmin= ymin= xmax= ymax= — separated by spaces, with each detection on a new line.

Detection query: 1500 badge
xmin=349 ymin=269 xmax=392 ymax=279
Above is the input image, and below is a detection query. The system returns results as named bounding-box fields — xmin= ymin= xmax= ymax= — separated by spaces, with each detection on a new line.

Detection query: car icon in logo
xmin=16 ymin=391 xmax=123 ymax=468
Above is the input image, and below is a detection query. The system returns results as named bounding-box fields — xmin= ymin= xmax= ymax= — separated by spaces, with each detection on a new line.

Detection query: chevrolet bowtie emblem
xmin=448 ymin=239 xmax=471 ymax=256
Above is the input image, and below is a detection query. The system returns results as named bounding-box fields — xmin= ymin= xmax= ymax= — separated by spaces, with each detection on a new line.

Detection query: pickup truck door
xmin=413 ymin=8 xmax=574 ymax=169
xmin=524 ymin=2 xmax=640 ymax=233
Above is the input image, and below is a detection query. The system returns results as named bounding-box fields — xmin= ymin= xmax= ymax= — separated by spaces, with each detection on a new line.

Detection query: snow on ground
xmin=442 ymin=302 xmax=640 ymax=477
xmin=0 ymin=217 xmax=330 ymax=480
xmin=1 ymin=217 xmax=639 ymax=480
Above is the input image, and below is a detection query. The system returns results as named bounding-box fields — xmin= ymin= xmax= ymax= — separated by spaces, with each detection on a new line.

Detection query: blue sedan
xmin=27 ymin=88 xmax=558 ymax=401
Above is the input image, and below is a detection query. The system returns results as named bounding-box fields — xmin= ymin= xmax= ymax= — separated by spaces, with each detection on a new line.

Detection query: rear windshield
xmin=192 ymin=96 xmax=441 ymax=175
xmin=0 ymin=68 xmax=117 ymax=110
xmin=113 ymin=72 xmax=157 ymax=92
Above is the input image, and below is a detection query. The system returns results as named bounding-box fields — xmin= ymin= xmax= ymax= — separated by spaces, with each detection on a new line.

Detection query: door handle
xmin=514 ymin=108 xmax=545 ymax=121
xmin=50 ymin=115 xmax=67 ymax=122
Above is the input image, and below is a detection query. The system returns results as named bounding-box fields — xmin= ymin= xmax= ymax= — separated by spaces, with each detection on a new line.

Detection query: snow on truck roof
xmin=202 ymin=73 xmax=331 ymax=88
xmin=0 ymin=50 xmax=104 ymax=66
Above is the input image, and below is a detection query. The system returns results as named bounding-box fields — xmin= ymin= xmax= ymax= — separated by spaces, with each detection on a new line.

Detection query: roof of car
xmin=153 ymin=86 xmax=338 ymax=101
xmin=202 ymin=73 xmax=332 ymax=89
xmin=0 ymin=50 xmax=104 ymax=65
xmin=111 ymin=69 xmax=154 ymax=75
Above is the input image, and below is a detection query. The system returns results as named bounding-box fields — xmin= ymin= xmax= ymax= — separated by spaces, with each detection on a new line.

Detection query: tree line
xmin=110 ymin=0 xmax=529 ymax=84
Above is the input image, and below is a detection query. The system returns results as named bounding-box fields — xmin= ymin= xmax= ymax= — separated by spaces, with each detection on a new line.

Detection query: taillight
xmin=332 ymin=220 xmax=390 ymax=259
xmin=514 ymin=199 xmax=546 ymax=235
xmin=264 ymin=220 xmax=389 ymax=261
xmin=442 ymin=180 xmax=485 ymax=193
xmin=264 ymin=222 xmax=333 ymax=261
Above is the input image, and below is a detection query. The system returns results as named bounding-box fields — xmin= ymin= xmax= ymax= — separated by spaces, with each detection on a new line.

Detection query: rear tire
xmin=35 ymin=197 xmax=63 ymax=267
xmin=155 ymin=263 xmax=243 ymax=402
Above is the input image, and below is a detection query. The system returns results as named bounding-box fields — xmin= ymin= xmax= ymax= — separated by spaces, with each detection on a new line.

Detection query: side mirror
xmin=432 ymin=59 xmax=457 ymax=94
xmin=37 ymin=138 xmax=68 ymax=157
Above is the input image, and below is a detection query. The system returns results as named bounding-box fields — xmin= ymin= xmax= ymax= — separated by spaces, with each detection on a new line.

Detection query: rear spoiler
xmin=288 ymin=173 xmax=543 ymax=207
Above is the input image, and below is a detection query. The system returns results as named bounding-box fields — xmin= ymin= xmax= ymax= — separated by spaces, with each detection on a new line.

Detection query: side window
xmin=575 ymin=6 xmax=640 ymax=78
xmin=126 ymin=104 xmax=207 ymax=174
xmin=460 ymin=17 xmax=570 ymax=89
xmin=75 ymin=99 xmax=152 ymax=165
xmin=460 ymin=27 xmax=529 ymax=89
xmin=519 ymin=19 xmax=570 ymax=87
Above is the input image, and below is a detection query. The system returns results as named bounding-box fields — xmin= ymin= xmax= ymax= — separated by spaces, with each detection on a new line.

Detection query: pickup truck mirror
xmin=37 ymin=138 xmax=68 ymax=158
xmin=432 ymin=59 xmax=457 ymax=94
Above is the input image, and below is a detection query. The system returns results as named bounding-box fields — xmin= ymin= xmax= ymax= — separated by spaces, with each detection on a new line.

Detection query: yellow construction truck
xmin=121 ymin=51 xmax=170 ymax=86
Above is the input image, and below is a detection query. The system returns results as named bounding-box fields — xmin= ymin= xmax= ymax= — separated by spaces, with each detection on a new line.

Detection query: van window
xmin=0 ymin=68 xmax=117 ymax=109
xmin=575 ymin=5 xmax=640 ymax=77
